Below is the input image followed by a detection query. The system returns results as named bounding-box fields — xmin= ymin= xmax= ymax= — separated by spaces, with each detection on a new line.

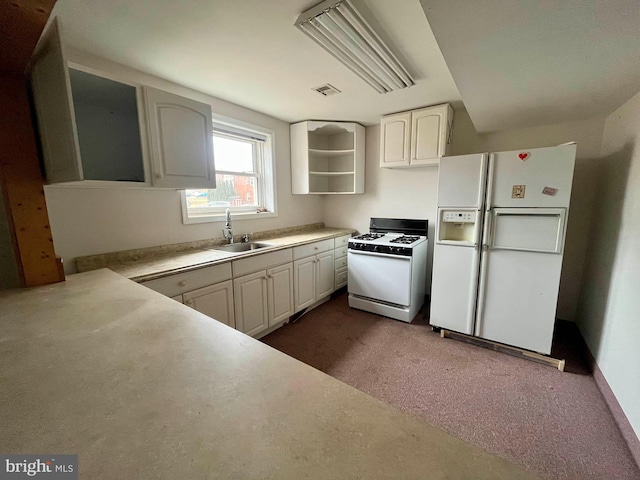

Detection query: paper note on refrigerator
xmin=511 ymin=185 xmax=526 ymax=199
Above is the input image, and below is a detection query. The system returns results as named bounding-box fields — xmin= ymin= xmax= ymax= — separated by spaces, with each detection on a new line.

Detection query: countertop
xmin=0 ymin=269 xmax=538 ymax=479
xmin=76 ymin=226 xmax=355 ymax=282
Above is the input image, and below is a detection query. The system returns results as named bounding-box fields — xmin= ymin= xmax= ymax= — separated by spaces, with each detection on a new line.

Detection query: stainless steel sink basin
xmin=210 ymin=242 xmax=274 ymax=253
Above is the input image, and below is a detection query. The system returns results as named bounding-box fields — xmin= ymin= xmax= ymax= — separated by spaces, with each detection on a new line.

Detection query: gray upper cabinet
xmin=29 ymin=18 xmax=216 ymax=189
xmin=143 ymin=87 xmax=216 ymax=189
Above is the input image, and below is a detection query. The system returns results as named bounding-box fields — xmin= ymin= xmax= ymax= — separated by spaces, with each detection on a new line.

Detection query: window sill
xmin=182 ymin=210 xmax=277 ymax=225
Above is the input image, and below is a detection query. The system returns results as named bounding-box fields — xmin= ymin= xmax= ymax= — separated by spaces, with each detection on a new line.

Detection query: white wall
xmin=44 ymin=50 xmax=324 ymax=274
xmin=324 ymin=109 xmax=605 ymax=319
xmin=576 ymin=90 xmax=640 ymax=439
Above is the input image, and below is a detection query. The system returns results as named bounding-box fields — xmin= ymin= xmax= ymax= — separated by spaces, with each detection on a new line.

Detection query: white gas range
xmin=347 ymin=218 xmax=428 ymax=323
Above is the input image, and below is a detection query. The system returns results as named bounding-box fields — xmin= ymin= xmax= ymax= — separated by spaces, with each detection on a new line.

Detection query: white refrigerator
xmin=430 ymin=144 xmax=576 ymax=354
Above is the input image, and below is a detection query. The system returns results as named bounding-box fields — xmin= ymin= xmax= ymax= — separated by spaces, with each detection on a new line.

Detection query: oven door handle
xmin=348 ymin=250 xmax=412 ymax=260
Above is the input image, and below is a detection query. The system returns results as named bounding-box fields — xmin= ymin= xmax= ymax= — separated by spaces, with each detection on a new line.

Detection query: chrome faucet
xmin=222 ymin=208 xmax=233 ymax=244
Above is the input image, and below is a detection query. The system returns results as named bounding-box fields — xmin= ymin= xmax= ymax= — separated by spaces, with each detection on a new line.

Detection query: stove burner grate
xmin=352 ymin=233 xmax=385 ymax=241
xmin=389 ymin=235 xmax=420 ymax=244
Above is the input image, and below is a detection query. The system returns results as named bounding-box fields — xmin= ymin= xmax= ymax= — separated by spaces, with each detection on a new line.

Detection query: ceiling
xmin=50 ymin=0 xmax=639 ymax=132
xmin=421 ymin=0 xmax=640 ymax=132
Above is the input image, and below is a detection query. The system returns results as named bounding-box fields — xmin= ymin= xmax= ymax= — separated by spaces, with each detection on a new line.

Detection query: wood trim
xmin=440 ymin=329 xmax=565 ymax=371
xmin=0 ymin=0 xmax=63 ymax=287
xmin=0 ymin=1 xmax=57 ymax=76
xmin=0 ymin=75 xmax=64 ymax=286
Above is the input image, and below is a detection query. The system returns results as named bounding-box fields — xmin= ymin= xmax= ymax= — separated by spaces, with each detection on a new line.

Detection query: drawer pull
xmin=179 ymin=281 xmax=187 ymax=287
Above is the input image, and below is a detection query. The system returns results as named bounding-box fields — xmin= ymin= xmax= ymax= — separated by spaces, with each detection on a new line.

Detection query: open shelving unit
xmin=291 ymin=121 xmax=365 ymax=194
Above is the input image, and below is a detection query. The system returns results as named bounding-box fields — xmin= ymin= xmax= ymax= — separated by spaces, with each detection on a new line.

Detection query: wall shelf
xmin=308 ymin=148 xmax=355 ymax=156
xmin=291 ymin=121 xmax=365 ymax=195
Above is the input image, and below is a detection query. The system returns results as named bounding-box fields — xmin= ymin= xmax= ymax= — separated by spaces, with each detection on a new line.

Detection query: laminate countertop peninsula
xmin=75 ymin=225 xmax=355 ymax=282
xmin=0 ymin=269 xmax=539 ymax=479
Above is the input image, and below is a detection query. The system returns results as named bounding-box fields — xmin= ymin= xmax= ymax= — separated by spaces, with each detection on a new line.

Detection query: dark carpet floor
xmin=261 ymin=292 xmax=640 ymax=480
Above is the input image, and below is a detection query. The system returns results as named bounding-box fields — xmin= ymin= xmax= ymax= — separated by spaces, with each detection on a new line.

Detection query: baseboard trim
xmin=578 ymin=330 xmax=640 ymax=468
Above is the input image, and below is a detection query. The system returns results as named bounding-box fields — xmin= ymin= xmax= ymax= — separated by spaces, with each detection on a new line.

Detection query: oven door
xmin=348 ymin=250 xmax=412 ymax=306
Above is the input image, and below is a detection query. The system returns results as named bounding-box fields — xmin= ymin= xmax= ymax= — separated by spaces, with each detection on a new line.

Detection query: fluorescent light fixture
xmin=295 ymin=0 xmax=414 ymax=94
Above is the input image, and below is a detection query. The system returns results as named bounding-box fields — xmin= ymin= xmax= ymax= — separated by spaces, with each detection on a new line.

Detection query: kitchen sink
xmin=209 ymin=242 xmax=274 ymax=253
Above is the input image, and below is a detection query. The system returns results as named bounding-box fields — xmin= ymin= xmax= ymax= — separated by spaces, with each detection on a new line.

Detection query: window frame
xmin=180 ymin=117 xmax=277 ymax=224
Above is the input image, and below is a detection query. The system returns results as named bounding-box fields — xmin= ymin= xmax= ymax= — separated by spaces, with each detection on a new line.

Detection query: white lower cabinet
xmin=267 ymin=263 xmax=294 ymax=326
xmin=317 ymin=251 xmax=335 ymax=298
xmin=234 ymin=263 xmax=294 ymax=336
xmin=294 ymin=251 xmax=334 ymax=313
xmin=141 ymin=237 xmax=350 ymax=336
xmin=183 ymin=280 xmax=235 ymax=328
xmin=333 ymin=234 xmax=351 ymax=289
xmin=234 ymin=271 xmax=269 ymax=336
xmin=294 ymin=256 xmax=316 ymax=311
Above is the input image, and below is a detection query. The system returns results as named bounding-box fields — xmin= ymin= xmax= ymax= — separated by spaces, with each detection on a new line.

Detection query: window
xmin=182 ymin=120 xmax=276 ymax=223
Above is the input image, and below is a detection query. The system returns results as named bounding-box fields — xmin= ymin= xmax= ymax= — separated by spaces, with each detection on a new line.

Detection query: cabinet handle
xmin=179 ymin=281 xmax=187 ymax=287
xmin=314 ymin=247 xmax=318 ymax=250
xmin=186 ymin=299 xmax=194 ymax=307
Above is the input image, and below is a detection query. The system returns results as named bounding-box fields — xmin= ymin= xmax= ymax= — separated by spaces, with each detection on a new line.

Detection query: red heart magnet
xmin=518 ymin=152 xmax=529 ymax=161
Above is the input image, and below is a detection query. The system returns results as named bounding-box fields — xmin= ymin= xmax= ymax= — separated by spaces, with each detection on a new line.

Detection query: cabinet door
xmin=144 ymin=87 xmax=216 ymax=189
xmin=267 ymin=263 xmax=294 ymax=327
xmin=316 ymin=251 xmax=335 ymax=299
xmin=294 ymin=256 xmax=316 ymax=312
xmin=380 ymin=112 xmax=411 ymax=167
xmin=411 ymin=105 xmax=450 ymax=166
xmin=183 ymin=280 xmax=235 ymax=328
xmin=234 ymin=271 xmax=269 ymax=337
xmin=29 ymin=18 xmax=84 ymax=183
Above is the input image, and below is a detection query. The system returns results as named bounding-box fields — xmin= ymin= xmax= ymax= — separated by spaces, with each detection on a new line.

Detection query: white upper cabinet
xmin=143 ymin=87 xmax=216 ymax=189
xmin=29 ymin=19 xmax=85 ymax=184
xmin=291 ymin=121 xmax=365 ymax=194
xmin=380 ymin=104 xmax=454 ymax=168
xmin=379 ymin=112 xmax=411 ymax=167
xmin=29 ymin=19 xmax=216 ymax=189
xmin=30 ymin=19 xmax=147 ymax=185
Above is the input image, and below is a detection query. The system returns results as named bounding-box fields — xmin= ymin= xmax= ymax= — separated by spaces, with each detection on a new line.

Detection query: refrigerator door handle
xmin=473 ymin=209 xmax=483 ymax=247
xmin=482 ymin=209 xmax=493 ymax=249
xmin=466 ymin=242 xmax=482 ymax=332
xmin=474 ymin=248 xmax=490 ymax=337
xmin=476 ymin=154 xmax=489 ymax=208
xmin=485 ymin=154 xmax=496 ymax=211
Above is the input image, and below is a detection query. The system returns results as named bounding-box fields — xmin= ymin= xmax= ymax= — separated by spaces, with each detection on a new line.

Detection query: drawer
xmin=334 ymin=245 xmax=347 ymax=259
xmin=232 ymin=248 xmax=292 ymax=277
xmin=140 ymin=263 xmax=232 ymax=297
xmin=334 ymin=234 xmax=352 ymax=248
xmin=335 ymin=267 xmax=348 ymax=288
xmin=293 ymin=238 xmax=334 ymax=260
xmin=334 ymin=256 xmax=348 ymax=270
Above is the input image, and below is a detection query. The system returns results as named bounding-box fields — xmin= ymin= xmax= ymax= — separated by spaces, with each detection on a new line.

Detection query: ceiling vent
xmin=313 ymin=83 xmax=341 ymax=96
